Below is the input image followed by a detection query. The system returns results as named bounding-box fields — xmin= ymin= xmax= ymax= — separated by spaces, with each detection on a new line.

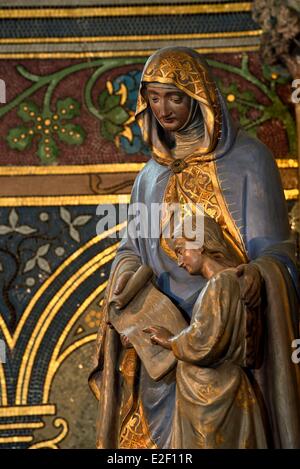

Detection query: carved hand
xmin=112 ymin=270 xmax=136 ymax=309
xmin=143 ymin=325 xmax=174 ymax=350
xmin=120 ymin=333 xmax=133 ymax=349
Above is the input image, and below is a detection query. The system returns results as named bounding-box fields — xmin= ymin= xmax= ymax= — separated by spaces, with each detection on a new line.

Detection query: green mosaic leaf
xmin=101 ymin=119 xmax=122 ymax=142
xmin=7 ymin=126 xmax=33 ymax=151
xmin=105 ymin=106 xmax=129 ymax=125
xmin=56 ymin=97 xmax=80 ymax=120
xmin=241 ymin=90 xmax=255 ymax=101
xmin=99 ymin=90 xmax=121 ymax=112
xmin=17 ymin=101 xmax=40 ymax=122
xmin=37 ymin=136 xmax=58 ymax=164
xmin=57 ymin=123 xmax=85 ymax=145
xmin=262 ymin=64 xmax=289 ymax=85
xmin=99 ymin=90 xmax=109 ymax=109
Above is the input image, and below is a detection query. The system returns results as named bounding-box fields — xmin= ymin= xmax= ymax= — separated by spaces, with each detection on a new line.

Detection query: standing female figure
xmin=89 ymin=47 xmax=300 ymax=449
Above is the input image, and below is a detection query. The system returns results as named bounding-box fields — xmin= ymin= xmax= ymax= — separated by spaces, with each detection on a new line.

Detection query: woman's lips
xmin=161 ymin=117 xmax=175 ymax=124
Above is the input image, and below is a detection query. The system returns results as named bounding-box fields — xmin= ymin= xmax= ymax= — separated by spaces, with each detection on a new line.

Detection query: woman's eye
xmin=171 ymin=96 xmax=183 ymax=103
xmin=150 ymin=97 xmax=159 ymax=103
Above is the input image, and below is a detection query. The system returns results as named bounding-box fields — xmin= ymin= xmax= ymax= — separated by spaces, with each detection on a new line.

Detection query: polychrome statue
xmin=89 ymin=47 xmax=300 ymax=449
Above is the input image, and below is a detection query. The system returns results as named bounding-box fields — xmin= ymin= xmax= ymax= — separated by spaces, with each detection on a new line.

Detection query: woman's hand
xmin=143 ymin=326 xmax=174 ymax=350
xmin=112 ymin=270 xmax=136 ymax=309
xmin=236 ymin=263 xmax=263 ymax=309
xmin=120 ymin=333 xmax=133 ymax=349
xmin=106 ymin=322 xmax=133 ymax=348
xmin=114 ymin=270 xmax=135 ymax=295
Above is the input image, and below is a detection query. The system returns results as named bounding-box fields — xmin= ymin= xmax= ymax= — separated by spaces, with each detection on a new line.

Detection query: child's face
xmin=174 ymin=238 xmax=204 ymax=275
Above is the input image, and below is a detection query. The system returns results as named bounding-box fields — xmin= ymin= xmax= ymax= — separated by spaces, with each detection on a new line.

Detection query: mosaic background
xmin=0 ymin=0 xmax=298 ymax=449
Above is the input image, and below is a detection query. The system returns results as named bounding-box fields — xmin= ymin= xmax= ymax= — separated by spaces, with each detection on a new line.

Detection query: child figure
xmin=144 ymin=216 xmax=267 ymax=448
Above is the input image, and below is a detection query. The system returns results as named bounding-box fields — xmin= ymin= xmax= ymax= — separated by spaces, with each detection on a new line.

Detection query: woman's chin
xmin=160 ymin=121 xmax=181 ymax=131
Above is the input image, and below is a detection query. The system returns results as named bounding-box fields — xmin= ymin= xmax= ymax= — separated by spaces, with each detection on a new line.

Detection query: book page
xmin=109 ymin=282 xmax=188 ymax=381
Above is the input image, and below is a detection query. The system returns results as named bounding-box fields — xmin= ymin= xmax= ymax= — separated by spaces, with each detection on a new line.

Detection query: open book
xmin=108 ymin=267 xmax=188 ymax=381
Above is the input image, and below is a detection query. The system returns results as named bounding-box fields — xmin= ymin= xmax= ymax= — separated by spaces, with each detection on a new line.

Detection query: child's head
xmin=174 ymin=215 xmax=242 ymax=276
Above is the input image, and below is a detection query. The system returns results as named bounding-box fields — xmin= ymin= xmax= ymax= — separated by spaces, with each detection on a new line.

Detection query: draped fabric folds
xmin=89 ymin=47 xmax=300 ymax=449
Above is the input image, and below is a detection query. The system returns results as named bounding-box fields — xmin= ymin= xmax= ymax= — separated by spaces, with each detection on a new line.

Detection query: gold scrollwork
xmin=28 ymin=418 xmax=69 ymax=449
xmin=89 ymin=174 xmax=136 ymax=194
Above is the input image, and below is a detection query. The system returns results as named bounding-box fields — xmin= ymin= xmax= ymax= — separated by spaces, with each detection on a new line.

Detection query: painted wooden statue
xmin=89 ymin=47 xmax=300 ymax=449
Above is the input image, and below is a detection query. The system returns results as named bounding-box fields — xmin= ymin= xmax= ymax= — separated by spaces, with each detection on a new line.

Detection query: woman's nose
xmin=160 ymin=99 xmax=171 ymax=117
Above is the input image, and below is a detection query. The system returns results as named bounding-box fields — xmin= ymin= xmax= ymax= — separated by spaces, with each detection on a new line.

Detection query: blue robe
xmin=89 ymin=91 xmax=300 ymax=449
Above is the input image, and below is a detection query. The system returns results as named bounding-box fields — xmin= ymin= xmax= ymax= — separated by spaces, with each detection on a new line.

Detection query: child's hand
xmin=143 ymin=326 xmax=174 ymax=350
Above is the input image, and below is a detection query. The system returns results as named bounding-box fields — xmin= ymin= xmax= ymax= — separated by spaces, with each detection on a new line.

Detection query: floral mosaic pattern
xmin=0 ymin=206 xmax=93 ymax=331
xmin=7 ymin=98 xmax=85 ymax=164
xmin=0 ymin=54 xmax=296 ymax=165
xmin=100 ymin=70 xmax=150 ymax=155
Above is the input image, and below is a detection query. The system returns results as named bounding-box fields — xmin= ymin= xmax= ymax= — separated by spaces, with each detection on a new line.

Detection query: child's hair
xmin=173 ymin=213 xmax=243 ymax=267
xmin=201 ymin=216 xmax=242 ymax=267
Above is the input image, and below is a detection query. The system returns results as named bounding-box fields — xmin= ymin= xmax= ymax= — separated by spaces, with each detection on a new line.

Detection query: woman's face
xmin=146 ymin=84 xmax=191 ymax=132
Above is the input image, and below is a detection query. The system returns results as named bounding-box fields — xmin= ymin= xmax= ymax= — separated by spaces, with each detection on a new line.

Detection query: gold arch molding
xmin=15 ymin=230 xmax=123 ymax=405
xmin=16 ymin=243 xmax=118 ymax=404
xmin=0 ymin=223 xmax=124 ymax=350
xmin=0 ymin=223 xmax=125 ymax=406
xmin=43 ymin=281 xmax=108 ymax=403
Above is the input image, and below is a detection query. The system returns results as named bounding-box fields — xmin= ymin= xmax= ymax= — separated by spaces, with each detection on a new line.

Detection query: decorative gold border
xmin=210 ymin=160 xmax=248 ymax=260
xmin=276 ymin=158 xmax=299 ymax=169
xmin=0 ymin=163 xmax=145 ymax=176
xmin=0 ymin=4 xmax=253 ymax=19
xmin=0 ymin=190 xmax=297 ymax=208
xmin=0 ymin=364 xmax=7 ymax=406
xmin=0 ymin=158 xmax=295 ymax=177
xmin=0 ymin=436 xmax=33 ymax=443
xmin=285 ymin=189 xmax=299 ymax=200
xmin=0 ymin=422 xmax=44 ymax=430
xmin=0 ymin=30 xmax=262 ymax=44
xmin=0 ymin=46 xmax=260 ymax=60
xmin=0 ymin=405 xmax=55 ymax=417
xmin=0 ymin=195 xmax=131 ymax=206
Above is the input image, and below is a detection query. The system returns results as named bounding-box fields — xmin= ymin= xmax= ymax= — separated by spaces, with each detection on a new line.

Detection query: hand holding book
xmin=143 ymin=326 xmax=173 ymax=350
